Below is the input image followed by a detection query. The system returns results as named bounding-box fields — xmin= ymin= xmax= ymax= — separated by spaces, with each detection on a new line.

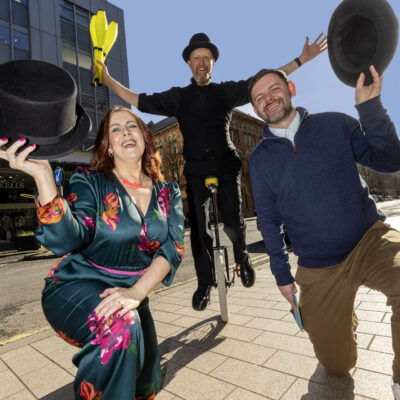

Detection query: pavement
xmin=0 ymin=254 xmax=396 ymax=400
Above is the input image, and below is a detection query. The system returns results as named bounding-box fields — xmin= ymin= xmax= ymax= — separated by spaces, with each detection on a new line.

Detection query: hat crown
xmin=0 ymin=60 xmax=77 ymax=141
xmin=328 ymin=0 xmax=399 ymax=87
xmin=189 ymin=33 xmax=211 ymax=45
xmin=182 ymin=32 xmax=219 ymax=62
xmin=0 ymin=59 xmax=76 ymax=102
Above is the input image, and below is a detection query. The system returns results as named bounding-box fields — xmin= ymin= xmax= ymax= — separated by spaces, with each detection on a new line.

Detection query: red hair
xmin=90 ymin=106 xmax=164 ymax=182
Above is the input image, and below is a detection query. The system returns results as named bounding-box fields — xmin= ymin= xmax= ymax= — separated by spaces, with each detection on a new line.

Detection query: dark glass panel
xmin=60 ymin=19 xmax=75 ymax=43
xmin=59 ymin=0 xmax=73 ymax=22
xmin=63 ymin=61 xmax=78 ymax=83
xmin=76 ymin=8 xmax=88 ymax=29
xmin=0 ymin=2 xmax=10 ymax=22
xmin=0 ymin=43 xmax=11 ymax=63
xmin=77 ymin=26 xmax=91 ymax=52
xmin=12 ymin=2 xmax=28 ymax=28
xmin=14 ymin=47 xmax=29 ymax=59
xmin=12 ymin=29 xmax=28 ymax=50
xmin=0 ymin=25 xmax=10 ymax=45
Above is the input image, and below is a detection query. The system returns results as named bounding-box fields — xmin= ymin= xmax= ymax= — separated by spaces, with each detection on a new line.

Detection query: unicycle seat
xmin=205 ymin=176 xmax=218 ymax=189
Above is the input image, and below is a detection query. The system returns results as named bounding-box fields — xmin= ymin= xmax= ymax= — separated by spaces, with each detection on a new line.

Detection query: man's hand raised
xmin=299 ymin=33 xmax=328 ymax=65
xmin=355 ymin=65 xmax=382 ymax=105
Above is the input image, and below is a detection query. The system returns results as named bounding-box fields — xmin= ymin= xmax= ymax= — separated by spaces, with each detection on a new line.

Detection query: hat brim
xmin=328 ymin=0 xmax=398 ymax=87
xmin=182 ymin=42 xmax=219 ymax=62
xmin=1 ymin=103 xmax=92 ymax=160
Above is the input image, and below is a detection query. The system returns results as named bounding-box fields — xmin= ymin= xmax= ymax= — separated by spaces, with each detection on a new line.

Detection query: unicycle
xmin=205 ymin=176 xmax=236 ymax=322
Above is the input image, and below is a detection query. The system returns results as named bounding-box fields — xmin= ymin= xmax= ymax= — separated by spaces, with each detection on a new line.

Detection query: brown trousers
xmin=295 ymin=221 xmax=400 ymax=381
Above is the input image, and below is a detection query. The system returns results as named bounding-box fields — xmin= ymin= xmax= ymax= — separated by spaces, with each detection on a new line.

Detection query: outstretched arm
xmin=93 ymin=60 xmax=139 ymax=108
xmin=278 ymin=33 xmax=327 ymax=76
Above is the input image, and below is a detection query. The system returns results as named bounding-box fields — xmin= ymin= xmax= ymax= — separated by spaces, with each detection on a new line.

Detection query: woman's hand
xmin=0 ymin=138 xmax=57 ymax=204
xmin=92 ymin=60 xmax=111 ymax=87
xmin=0 ymin=138 xmax=52 ymax=179
xmin=94 ymin=286 xmax=146 ymax=321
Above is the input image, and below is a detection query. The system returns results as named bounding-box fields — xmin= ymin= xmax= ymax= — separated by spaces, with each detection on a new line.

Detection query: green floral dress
xmin=36 ymin=166 xmax=185 ymax=400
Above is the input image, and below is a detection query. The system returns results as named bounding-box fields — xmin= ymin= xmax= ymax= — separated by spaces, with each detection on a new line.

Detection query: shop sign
xmin=0 ymin=182 xmax=24 ymax=189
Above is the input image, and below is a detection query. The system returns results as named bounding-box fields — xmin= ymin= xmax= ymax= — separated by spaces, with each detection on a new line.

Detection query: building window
xmin=0 ymin=2 xmax=10 ymax=22
xmin=230 ymin=129 xmax=237 ymax=144
xmin=0 ymin=0 xmax=30 ymax=61
xmin=169 ymin=141 xmax=178 ymax=154
xmin=12 ymin=1 xmax=28 ymax=28
xmin=12 ymin=27 xmax=28 ymax=50
xmin=59 ymin=0 xmax=74 ymax=22
xmin=0 ymin=23 xmax=10 ymax=45
xmin=78 ymin=50 xmax=91 ymax=70
xmin=62 ymin=40 xmax=77 ymax=65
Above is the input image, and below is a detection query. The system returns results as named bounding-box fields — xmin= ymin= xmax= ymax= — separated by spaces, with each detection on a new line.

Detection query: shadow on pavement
xmin=300 ymin=364 xmax=355 ymax=399
xmin=40 ymin=383 xmax=74 ymax=399
xmin=159 ymin=315 xmax=227 ymax=386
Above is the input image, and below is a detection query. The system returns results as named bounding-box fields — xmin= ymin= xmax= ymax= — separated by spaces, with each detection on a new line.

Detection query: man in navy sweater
xmin=249 ymin=67 xmax=400 ymax=397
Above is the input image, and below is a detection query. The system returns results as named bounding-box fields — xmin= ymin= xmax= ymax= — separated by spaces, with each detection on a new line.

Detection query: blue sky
xmin=110 ymin=0 xmax=400 ymax=135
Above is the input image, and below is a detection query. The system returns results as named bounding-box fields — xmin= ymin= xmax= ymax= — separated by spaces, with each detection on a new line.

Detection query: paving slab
xmin=0 ymin=268 xmax=396 ymax=400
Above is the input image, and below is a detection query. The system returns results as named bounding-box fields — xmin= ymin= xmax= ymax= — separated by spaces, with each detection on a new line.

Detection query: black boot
xmin=192 ymin=285 xmax=211 ymax=311
xmin=239 ymin=255 xmax=255 ymax=288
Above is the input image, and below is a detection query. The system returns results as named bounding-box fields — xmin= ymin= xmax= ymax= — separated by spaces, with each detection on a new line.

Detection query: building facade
xmin=0 ymin=0 xmax=128 ymax=248
xmin=150 ymin=109 xmax=265 ymax=219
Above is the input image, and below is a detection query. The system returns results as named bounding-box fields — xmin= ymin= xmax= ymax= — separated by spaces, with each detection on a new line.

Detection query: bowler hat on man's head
xmin=0 ymin=60 xmax=91 ymax=159
xmin=182 ymin=33 xmax=219 ymax=62
xmin=328 ymin=0 xmax=398 ymax=87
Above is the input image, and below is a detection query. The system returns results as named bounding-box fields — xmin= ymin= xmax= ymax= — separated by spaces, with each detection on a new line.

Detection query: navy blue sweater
xmin=249 ymin=96 xmax=400 ymax=286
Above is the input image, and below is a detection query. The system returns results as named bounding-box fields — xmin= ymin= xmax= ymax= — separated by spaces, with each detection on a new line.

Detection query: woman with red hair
xmin=0 ymin=106 xmax=185 ymax=399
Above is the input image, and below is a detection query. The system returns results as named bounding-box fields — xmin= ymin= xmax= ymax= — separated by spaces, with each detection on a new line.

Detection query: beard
xmin=261 ymin=99 xmax=294 ymax=125
xmin=193 ymin=71 xmax=212 ymax=86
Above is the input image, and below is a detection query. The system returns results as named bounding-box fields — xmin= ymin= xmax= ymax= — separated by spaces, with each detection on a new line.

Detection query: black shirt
xmin=138 ymin=77 xmax=252 ymax=161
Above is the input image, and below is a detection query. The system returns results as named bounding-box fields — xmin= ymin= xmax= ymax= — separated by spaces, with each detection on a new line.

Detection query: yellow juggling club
xmin=89 ymin=10 xmax=118 ymax=86
xmin=94 ymin=10 xmax=108 ymax=84
xmin=89 ymin=14 xmax=99 ymax=86
xmin=103 ymin=21 xmax=118 ymax=59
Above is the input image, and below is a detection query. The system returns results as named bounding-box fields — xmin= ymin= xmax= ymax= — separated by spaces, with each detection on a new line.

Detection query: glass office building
xmin=0 ymin=0 xmax=129 ymax=248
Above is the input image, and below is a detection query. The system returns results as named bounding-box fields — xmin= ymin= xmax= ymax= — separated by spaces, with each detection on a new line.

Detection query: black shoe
xmin=192 ymin=285 xmax=211 ymax=311
xmin=239 ymin=256 xmax=255 ymax=288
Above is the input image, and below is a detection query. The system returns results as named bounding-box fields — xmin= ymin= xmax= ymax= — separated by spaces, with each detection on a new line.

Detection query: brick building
xmin=149 ymin=109 xmax=265 ymax=218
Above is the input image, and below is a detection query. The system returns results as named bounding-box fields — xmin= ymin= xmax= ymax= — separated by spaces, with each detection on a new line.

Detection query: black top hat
xmin=328 ymin=0 xmax=398 ymax=87
xmin=182 ymin=33 xmax=219 ymax=62
xmin=0 ymin=60 xmax=91 ymax=159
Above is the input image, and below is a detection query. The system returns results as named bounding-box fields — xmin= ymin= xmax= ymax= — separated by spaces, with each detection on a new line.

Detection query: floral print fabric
xmin=36 ymin=196 xmax=65 ymax=224
xmin=36 ymin=167 xmax=185 ymax=399
xmin=86 ymin=311 xmax=137 ymax=366
xmin=100 ymin=193 xmax=120 ymax=231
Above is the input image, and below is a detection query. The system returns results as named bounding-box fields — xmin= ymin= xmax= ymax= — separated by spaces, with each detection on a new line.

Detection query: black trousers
xmin=185 ymin=152 xmax=248 ymax=287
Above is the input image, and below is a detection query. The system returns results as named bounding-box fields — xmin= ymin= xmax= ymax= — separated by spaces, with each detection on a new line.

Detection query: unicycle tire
xmin=215 ymin=249 xmax=229 ymax=322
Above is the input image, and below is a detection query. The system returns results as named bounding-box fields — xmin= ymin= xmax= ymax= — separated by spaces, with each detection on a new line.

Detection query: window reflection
xmin=0 ymin=1 xmax=30 ymax=57
xmin=62 ymin=40 xmax=77 ymax=65
xmin=12 ymin=29 xmax=29 ymax=50
xmin=0 ymin=25 xmax=10 ymax=45
xmin=59 ymin=0 xmax=73 ymax=22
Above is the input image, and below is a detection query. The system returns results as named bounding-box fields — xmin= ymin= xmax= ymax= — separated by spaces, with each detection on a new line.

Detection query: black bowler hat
xmin=328 ymin=0 xmax=398 ymax=87
xmin=182 ymin=33 xmax=219 ymax=62
xmin=0 ymin=60 xmax=92 ymax=159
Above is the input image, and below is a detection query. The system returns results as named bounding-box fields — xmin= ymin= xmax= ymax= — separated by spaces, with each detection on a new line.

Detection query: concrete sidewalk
xmin=0 ymin=267 xmax=395 ymax=400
